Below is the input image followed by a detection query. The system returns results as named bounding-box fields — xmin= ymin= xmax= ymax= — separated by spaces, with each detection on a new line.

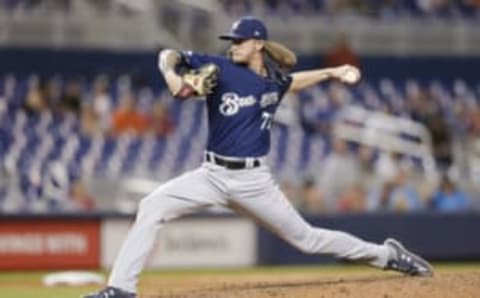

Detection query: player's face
xmin=229 ymin=39 xmax=262 ymax=64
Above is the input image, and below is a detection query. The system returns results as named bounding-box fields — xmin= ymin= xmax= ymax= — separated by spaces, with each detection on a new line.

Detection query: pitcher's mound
xmin=140 ymin=269 xmax=480 ymax=298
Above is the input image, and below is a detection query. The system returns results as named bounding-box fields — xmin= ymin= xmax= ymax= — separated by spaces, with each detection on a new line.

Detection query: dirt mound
xmin=140 ymin=271 xmax=480 ymax=298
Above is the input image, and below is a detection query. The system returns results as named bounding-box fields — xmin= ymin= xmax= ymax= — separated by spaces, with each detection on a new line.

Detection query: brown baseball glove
xmin=178 ymin=63 xmax=219 ymax=98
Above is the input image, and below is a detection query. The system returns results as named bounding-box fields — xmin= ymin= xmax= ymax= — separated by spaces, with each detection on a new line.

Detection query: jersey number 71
xmin=261 ymin=112 xmax=273 ymax=130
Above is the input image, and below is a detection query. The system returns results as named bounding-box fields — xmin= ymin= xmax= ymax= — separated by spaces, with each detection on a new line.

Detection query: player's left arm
xmin=158 ymin=49 xmax=219 ymax=98
xmin=287 ymin=64 xmax=360 ymax=93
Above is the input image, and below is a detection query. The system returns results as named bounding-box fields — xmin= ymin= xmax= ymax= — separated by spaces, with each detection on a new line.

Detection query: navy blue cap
xmin=219 ymin=16 xmax=268 ymax=41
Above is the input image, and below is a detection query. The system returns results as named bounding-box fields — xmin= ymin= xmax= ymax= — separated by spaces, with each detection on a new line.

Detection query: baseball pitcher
xmin=85 ymin=16 xmax=433 ymax=298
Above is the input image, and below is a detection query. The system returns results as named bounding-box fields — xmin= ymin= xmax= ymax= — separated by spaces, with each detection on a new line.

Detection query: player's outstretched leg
xmin=229 ymin=171 xmax=433 ymax=276
xmin=82 ymin=194 xmax=205 ymax=298
xmin=83 ymin=167 xmax=224 ymax=298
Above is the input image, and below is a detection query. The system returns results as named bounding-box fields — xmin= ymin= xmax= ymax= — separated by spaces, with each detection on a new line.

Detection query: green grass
xmin=0 ymin=287 xmax=92 ymax=298
xmin=0 ymin=263 xmax=478 ymax=298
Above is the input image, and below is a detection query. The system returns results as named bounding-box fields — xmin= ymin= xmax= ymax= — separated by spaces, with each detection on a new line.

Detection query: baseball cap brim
xmin=219 ymin=33 xmax=247 ymax=41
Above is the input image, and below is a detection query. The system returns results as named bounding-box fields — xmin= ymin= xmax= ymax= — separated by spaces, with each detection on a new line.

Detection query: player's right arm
xmin=288 ymin=64 xmax=360 ymax=93
xmin=158 ymin=49 xmax=220 ymax=98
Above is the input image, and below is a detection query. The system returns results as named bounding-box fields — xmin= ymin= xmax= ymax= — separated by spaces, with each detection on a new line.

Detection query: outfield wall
xmin=257 ymin=213 xmax=480 ymax=265
xmin=0 ymin=213 xmax=479 ymax=270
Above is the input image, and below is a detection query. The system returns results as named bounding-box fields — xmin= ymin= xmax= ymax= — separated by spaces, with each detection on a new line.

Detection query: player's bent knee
xmin=136 ymin=195 xmax=167 ymax=223
xmin=138 ymin=196 xmax=155 ymax=213
xmin=136 ymin=191 xmax=186 ymax=225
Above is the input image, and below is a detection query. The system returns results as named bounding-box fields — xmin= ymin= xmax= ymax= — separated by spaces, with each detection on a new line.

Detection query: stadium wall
xmin=257 ymin=213 xmax=480 ymax=265
xmin=0 ymin=214 xmax=479 ymax=270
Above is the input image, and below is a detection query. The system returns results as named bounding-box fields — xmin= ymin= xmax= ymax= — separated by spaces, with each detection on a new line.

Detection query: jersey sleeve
xmin=266 ymin=61 xmax=293 ymax=99
xmin=180 ymin=51 xmax=223 ymax=68
xmin=278 ymin=74 xmax=293 ymax=98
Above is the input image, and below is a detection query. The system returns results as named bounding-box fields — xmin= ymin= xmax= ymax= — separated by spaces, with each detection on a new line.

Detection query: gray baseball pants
xmin=108 ymin=161 xmax=391 ymax=293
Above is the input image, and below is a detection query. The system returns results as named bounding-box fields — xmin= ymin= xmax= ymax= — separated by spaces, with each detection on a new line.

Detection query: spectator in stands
xmin=287 ymin=0 xmax=473 ymax=17
xmin=430 ymin=174 xmax=472 ymax=213
xmin=336 ymin=145 xmax=373 ymax=214
xmin=467 ymin=104 xmax=480 ymax=137
xmin=377 ymin=0 xmax=402 ymax=19
xmin=462 ymin=106 xmax=480 ymax=195
xmin=454 ymin=104 xmax=480 ymax=197
xmin=299 ymin=88 xmax=331 ymax=135
xmin=324 ymin=33 xmax=360 ymax=68
xmin=298 ymin=178 xmax=324 ymax=214
xmin=426 ymin=112 xmax=453 ymax=171
xmin=415 ymin=0 xmax=451 ymax=17
xmin=374 ymin=151 xmax=401 ymax=185
xmin=406 ymin=83 xmax=453 ymax=170
xmin=328 ymin=80 xmax=353 ymax=108
xmin=337 ymin=183 xmax=367 ymax=213
xmin=111 ymin=92 xmax=148 ymax=136
xmin=80 ymin=103 xmax=101 ymax=137
xmin=43 ymin=76 xmax=62 ymax=108
xmin=387 ymin=167 xmax=423 ymax=213
xmin=59 ymin=77 xmax=83 ymax=115
xmin=357 ymin=144 xmax=376 ymax=189
xmin=23 ymin=75 xmax=48 ymax=115
xmin=324 ymin=0 xmax=350 ymax=15
xmin=368 ymin=165 xmax=423 ymax=213
xmin=299 ymin=82 xmax=350 ymax=136
xmin=68 ymin=178 xmax=95 ymax=212
xmin=406 ymin=81 xmax=433 ymax=123
xmin=91 ymin=75 xmax=112 ymax=133
xmin=221 ymin=0 xmax=251 ymax=16
xmin=147 ymin=100 xmax=175 ymax=137
xmin=463 ymin=0 xmax=480 ymax=12
xmin=367 ymin=181 xmax=394 ymax=212
xmin=316 ymin=137 xmax=360 ymax=213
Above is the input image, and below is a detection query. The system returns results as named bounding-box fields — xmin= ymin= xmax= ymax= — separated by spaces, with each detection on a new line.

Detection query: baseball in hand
xmin=338 ymin=65 xmax=361 ymax=84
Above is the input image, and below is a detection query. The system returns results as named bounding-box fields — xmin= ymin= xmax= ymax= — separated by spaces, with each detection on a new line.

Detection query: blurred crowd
xmin=2 ymin=34 xmax=480 ymax=215
xmin=284 ymin=138 xmax=477 ymax=215
xmin=1 ymin=1 xmax=479 ymax=216
xmin=0 ymin=0 xmax=71 ymax=14
xmin=221 ymin=0 xmax=480 ymax=19
xmin=285 ymin=39 xmax=479 ymax=214
xmin=274 ymin=68 xmax=480 ymax=214
xmin=20 ymin=74 xmax=175 ymax=138
xmin=270 ymin=35 xmax=479 ymax=215
xmin=0 ymin=74 xmax=177 ymax=213
xmin=2 ymin=0 xmax=480 ymax=19
xmin=1 ymin=70 xmax=479 ymax=214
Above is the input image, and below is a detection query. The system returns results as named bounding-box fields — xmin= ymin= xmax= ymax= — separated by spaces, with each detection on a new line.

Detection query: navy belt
xmin=205 ymin=153 xmax=261 ymax=170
